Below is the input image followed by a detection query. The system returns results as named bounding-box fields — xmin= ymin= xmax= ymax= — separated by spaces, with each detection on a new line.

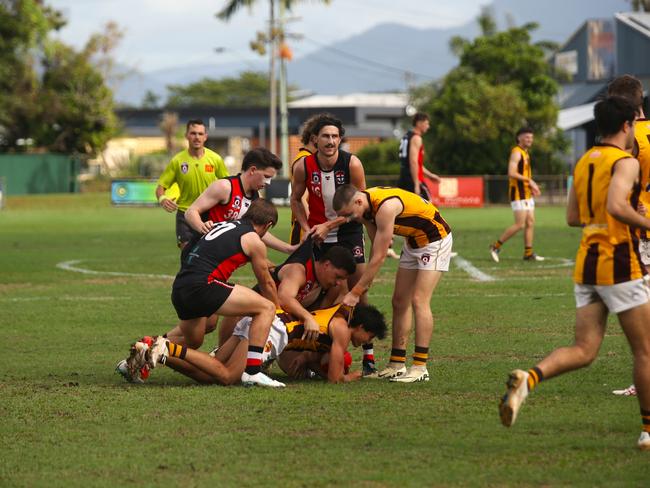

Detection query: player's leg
xmin=490 ymin=209 xmax=526 ymax=261
xmin=522 ymin=208 xmax=543 ymax=261
xmin=218 ymin=315 xmax=240 ymax=347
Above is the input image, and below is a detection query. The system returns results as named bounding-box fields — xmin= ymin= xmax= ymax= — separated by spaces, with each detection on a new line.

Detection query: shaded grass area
xmin=1 ymin=193 xmax=647 ymax=486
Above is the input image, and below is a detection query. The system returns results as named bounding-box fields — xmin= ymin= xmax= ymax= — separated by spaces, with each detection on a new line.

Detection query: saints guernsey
xmin=572 ymin=144 xmax=645 ymax=285
xmin=398 ymin=130 xmax=424 ymax=189
xmin=282 ymin=304 xmax=353 ymax=353
xmin=635 ymin=119 xmax=650 ymax=239
xmin=158 ymin=148 xmax=228 ymax=212
xmin=303 ymin=151 xmax=362 ymax=243
xmin=271 ymin=236 xmax=319 ymax=302
xmin=363 ymin=187 xmax=451 ymax=249
xmin=508 ymin=146 xmax=532 ymax=201
xmin=207 ymin=174 xmax=258 ymax=222
xmin=174 ymin=220 xmax=254 ymax=288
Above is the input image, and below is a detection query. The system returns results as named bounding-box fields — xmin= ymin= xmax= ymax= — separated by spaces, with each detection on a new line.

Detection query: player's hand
xmin=413 ymin=183 xmax=420 ymax=196
xmin=301 ymin=316 xmax=320 ymax=342
xmin=637 ymin=202 xmax=647 ymax=216
xmin=198 ymin=220 xmax=214 ymax=235
xmin=287 ymin=354 xmax=308 ymax=379
xmin=342 ymin=292 xmax=360 ymax=308
xmin=309 ymin=223 xmax=329 ymax=244
xmin=530 ymin=180 xmax=541 ymax=197
xmin=266 ymin=259 xmax=276 ymax=273
xmin=160 ymin=197 xmax=178 ymax=213
xmin=344 ymin=370 xmax=362 ymax=382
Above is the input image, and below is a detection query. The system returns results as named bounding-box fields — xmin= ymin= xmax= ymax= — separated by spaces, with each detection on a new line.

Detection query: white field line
xmin=56 ymin=260 xmax=175 ymax=279
xmin=453 ymin=255 xmax=497 ymax=282
xmin=371 ymin=292 xmax=569 ymax=298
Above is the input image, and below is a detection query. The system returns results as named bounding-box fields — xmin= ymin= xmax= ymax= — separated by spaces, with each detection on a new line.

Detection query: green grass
xmin=1 ymin=193 xmax=647 ymax=487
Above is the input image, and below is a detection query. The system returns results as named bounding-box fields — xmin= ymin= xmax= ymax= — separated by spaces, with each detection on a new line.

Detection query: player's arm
xmin=242 ymin=233 xmax=279 ymax=306
xmin=423 ymin=167 xmax=441 ymax=182
xmin=184 ymin=179 xmax=230 ymax=234
xmin=608 ymin=157 xmax=650 ymax=230
xmin=261 ymin=232 xmax=297 ymax=254
xmin=290 ymin=159 xmax=310 ymax=233
xmin=277 ymin=264 xmax=320 ymax=341
xmin=507 ymin=150 xmax=540 ymax=196
xmin=327 ymin=318 xmax=361 ymax=383
xmin=409 ymin=135 xmax=423 ymax=194
xmin=350 ymin=156 xmax=367 ymax=190
xmin=156 ymin=162 xmax=178 ymax=213
xmin=342 ymin=201 xmax=398 ymax=307
xmin=566 ymin=184 xmax=581 ymax=227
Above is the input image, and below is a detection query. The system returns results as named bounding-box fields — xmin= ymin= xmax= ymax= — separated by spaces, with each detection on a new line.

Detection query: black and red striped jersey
xmin=303 ymin=151 xmax=362 ymax=242
xmin=174 ymin=220 xmax=255 ymax=287
xmin=207 ymin=175 xmax=258 ymax=223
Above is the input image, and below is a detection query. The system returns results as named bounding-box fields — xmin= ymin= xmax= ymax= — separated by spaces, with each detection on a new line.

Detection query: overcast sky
xmin=48 ymin=0 xmax=488 ymax=73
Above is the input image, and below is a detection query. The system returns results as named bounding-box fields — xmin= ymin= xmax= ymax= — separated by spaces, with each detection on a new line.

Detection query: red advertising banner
xmin=423 ymin=176 xmax=484 ymax=208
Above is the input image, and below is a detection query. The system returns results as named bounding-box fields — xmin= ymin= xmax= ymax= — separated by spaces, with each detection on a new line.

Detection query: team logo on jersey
xmin=264 ymin=340 xmax=272 ymax=353
xmin=335 ymin=171 xmax=345 ymax=185
xmin=352 ymin=246 xmax=363 ymax=258
xmin=205 ymin=164 xmax=214 ymax=173
xmin=421 ymin=253 xmax=431 ymax=264
xmin=181 ymin=162 xmax=189 ymax=174
xmin=311 ymin=172 xmax=321 ymax=185
xmin=232 ymin=196 xmax=242 ymax=210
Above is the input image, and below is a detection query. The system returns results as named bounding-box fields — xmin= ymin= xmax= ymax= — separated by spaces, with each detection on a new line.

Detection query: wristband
xmin=158 ymin=194 xmax=169 ymax=204
xmin=351 ymin=284 xmax=365 ymax=296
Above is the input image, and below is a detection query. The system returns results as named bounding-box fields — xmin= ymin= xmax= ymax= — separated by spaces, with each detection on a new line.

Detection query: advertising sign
xmin=423 ymin=176 xmax=484 ymax=208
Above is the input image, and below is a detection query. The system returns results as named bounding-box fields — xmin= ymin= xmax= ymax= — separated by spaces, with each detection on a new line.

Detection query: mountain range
xmin=113 ymin=0 xmax=631 ymax=106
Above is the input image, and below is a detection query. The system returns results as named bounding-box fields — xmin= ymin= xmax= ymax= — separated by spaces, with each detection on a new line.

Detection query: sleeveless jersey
xmin=174 ymin=220 xmax=254 ymax=287
xmin=291 ymin=148 xmax=312 ymax=177
xmin=207 ymin=175 xmax=258 ymax=223
xmin=271 ymin=236 xmax=320 ymax=302
xmin=635 ymin=119 xmax=650 ymax=239
xmin=282 ymin=304 xmax=353 ymax=353
xmin=289 ymin=148 xmax=313 ymax=245
xmin=303 ymin=151 xmax=362 ymax=243
xmin=363 ymin=187 xmax=451 ymax=249
xmin=508 ymin=146 xmax=532 ymax=201
xmin=572 ymin=144 xmax=645 ymax=285
xmin=398 ymin=130 xmax=424 ymax=188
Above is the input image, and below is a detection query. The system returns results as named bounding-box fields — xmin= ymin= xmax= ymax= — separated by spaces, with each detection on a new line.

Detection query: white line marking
xmin=453 ymin=255 xmax=497 ymax=282
xmin=56 ymin=260 xmax=175 ymax=279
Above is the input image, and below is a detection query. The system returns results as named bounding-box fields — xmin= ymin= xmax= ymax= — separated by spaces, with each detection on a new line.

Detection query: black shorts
xmin=171 ymin=281 xmax=234 ymax=320
xmin=176 ymin=211 xmax=199 ymax=248
xmin=316 ymin=232 xmax=366 ymax=264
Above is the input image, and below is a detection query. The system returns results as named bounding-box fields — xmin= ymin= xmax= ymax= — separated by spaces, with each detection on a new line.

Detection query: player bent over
xmin=499 ymin=96 xmax=650 ymax=450
xmin=118 ymin=199 xmax=282 ymax=387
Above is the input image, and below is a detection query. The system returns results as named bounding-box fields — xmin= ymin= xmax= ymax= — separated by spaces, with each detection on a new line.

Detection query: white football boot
xmin=374 ymin=363 xmax=407 ymax=380
xmin=638 ymin=431 xmax=650 ymax=451
xmin=146 ymin=336 xmax=168 ymax=368
xmin=499 ymin=369 xmax=529 ymax=427
xmin=390 ymin=366 xmax=430 ymax=383
xmin=241 ymin=371 xmax=286 ymax=388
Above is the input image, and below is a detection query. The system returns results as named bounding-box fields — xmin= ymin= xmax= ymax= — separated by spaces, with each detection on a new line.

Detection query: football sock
xmin=362 ymin=344 xmax=375 ymax=368
xmin=524 ymin=247 xmax=533 ymax=258
xmin=245 ymin=345 xmax=264 ymax=375
xmin=642 ymin=408 xmax=650 ymax=433
xmin=389 ymin=348 xmax=406 ymax=365
xmin=166 ymin=341 xmax=187 ymax=360
xmin=412 ymin=346 xmax=429 ymax=367
xmin=527 ymin=367 xmax=543 ymax=392
xmin=493 ymin=240 xmax=503 ymax=250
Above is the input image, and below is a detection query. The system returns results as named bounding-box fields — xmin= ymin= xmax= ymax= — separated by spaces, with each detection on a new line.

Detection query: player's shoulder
xmin=169 ymin=149 xmax=190 ymax=164
xmin=203 ymin=147 xmax=223 ymax=160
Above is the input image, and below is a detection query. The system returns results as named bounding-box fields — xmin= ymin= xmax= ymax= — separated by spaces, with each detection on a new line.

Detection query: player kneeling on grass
xmin=124 ymin=303 xmax=386 ymax=386
xmin=117 ymin=199 xmax=281 ymax=387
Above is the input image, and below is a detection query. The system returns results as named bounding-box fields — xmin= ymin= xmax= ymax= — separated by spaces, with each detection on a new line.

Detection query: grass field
xmin=1 ymin=193 xmax=648 ymax=487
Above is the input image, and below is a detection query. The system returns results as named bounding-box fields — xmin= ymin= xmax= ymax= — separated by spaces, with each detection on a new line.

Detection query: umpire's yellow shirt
xmin=157 ymin=148 xmax=228 ymax=211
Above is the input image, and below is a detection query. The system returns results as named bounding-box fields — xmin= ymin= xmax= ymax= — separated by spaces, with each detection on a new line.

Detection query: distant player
xmin=489 ymin=127 xmax=544 ymax=262
xmin=398 ymin=112 xmax=441 ymax=200
xmin=155 ymin=119 xmax=228 ymax=249
xmin=332 ymin=185 xmax=452 ymax=383
xmin=498 ymin=96 xmax=650 ymax=451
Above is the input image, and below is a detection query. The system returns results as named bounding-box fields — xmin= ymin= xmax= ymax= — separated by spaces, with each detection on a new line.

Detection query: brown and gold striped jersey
xmin=508 ymin=146 xmax=532 ymax=201
xmin=572 ymin=144 xmax=645 ymax=285
xmin=282 ymin=304 xmax=353 ymax=353
xmin=634 ymin=119 xmax=650 ymax=239
xmin=362 ymin=187 xmax=451 ymax=249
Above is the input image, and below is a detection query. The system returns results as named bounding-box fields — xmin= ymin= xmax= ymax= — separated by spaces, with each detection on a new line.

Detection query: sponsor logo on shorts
xmin=181 ymin=162 xmax=189 ymax=174
xmin=353 ymin=246 xmax=364 ymax=257
xmin=421 ymin=253 xmax=431 ymax=264
xmin=335 ymin=171 xmax=346 ymax=185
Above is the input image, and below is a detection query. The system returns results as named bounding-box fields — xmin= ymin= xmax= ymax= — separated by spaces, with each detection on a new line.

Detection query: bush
xmin=356 ymin=139 xmax=400 ymax=175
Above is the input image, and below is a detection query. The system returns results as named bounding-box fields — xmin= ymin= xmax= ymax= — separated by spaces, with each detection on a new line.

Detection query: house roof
xmin=288 ymin=92 xmax=408 ymax=109
xmin=615 ymin=12 xmax=650 ymax=37
xmin=558 ymin=102 xmax=595 ymax=130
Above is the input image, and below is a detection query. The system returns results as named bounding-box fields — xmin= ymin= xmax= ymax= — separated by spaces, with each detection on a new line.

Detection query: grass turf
xmin=1 ymin=193 xmax=647 ymax=487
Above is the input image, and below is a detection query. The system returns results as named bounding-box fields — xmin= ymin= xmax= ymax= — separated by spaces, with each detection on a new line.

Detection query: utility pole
xmin=278 ymin=0 xmax=289 ymax=177
xmin=269 ymin=0 xmax=277 ymax=155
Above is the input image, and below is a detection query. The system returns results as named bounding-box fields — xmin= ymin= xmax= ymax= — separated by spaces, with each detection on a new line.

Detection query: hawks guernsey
xmin=398 ymin=130 xmax=424 ymax=187
xmin=289 ymin=148 xmax=313 ymax=244
xmin=303 ymin=150 xmax=362 ymax=243
xmin=158 ymin=148 xmax=228 ymax=212
xmin=572 ymin=144 xmax=645 ymax=285
xmin=207 ymin=174 xmax=258 ymax=223
xmin=635 ymin=119 xmax=650 ymax=239
xmin=282 ymin=304 xmax=353 ymax=353
xmin=174 ymin=220 xmax=254 ymax=288
xmin=362 ymin=187 xmax=451 ymax=249
xmin=508 ymin=146 xmax=532 ymax=201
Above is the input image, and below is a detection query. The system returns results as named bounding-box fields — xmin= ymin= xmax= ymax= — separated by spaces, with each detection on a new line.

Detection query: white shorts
xmin=399 ymin=233 xmax=453 ymax=271
xmin=574 ymin=277 xmax=650 ymax=314
xmin=233 ymin=315 xmax=289 ymax=364
xmin=510 ymin=198 xmax=535 ymax=212
xmin=639 ymin=239 xmax=650 ymax=266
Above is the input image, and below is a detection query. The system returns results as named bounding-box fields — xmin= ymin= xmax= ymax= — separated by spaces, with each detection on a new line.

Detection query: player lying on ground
xmin=130 ymin=303 xmax=387 ymax=386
